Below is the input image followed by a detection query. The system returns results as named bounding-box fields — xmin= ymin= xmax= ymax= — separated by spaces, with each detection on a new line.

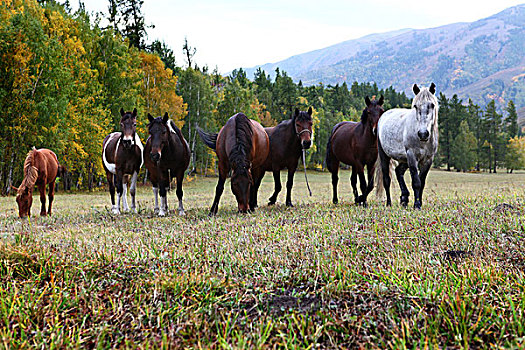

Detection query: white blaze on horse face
xmin=122 ymin=134 xmax=133 ymax=141
xmin=415 ymin=102 xmax=434 ymax=141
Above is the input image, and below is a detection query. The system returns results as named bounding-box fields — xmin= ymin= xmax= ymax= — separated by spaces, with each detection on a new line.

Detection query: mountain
xmin=244 ymin=5 xmax=525 ymax=118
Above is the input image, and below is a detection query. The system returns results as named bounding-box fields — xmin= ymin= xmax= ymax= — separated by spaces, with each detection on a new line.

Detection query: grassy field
xmin=0 ymin=169 xmax=524 ymax=348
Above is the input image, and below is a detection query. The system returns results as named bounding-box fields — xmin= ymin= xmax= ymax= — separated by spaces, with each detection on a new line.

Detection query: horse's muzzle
xmin=150 ymin=153 xmax=160 ymax=162
xmin=418 ymin=130 xmax=430 ymax=142
xmin=302 ymin=140 xmax=312 ymax=149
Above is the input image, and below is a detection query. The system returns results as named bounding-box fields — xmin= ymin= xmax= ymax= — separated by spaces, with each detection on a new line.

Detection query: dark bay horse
xmin=376 ymin=83 xmax=439 ymax=209
xmin=326 ymin=96 xmax=384 ymax=207
xmin=252 ymin=107 xmax=313 ymax=207
xmin=102 ymin=108 xmax=143 ymax=214
xmin=144 ymin=113 xmax=190 ymax=216
xmin=198 ymin=113 xmax=269 ymax=215
xmin=13 ymin=148 xmax=60 ymax=218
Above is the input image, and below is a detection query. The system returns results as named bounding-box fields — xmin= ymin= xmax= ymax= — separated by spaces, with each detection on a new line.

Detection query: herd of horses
xmin=13 ymin=83 xmax=439 ymax=218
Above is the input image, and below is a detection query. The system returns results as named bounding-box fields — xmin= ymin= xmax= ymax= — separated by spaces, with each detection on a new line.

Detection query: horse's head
xmin=14 ymin=186 xmax=32 ymax=219
xmin=363 ymin=96 xmax=384 ymax=136
xmin=147 ymin=112 xmax=171 ymax=163
xmin=120 ymin=108 xmax=138 ymax=150
xmin=293 ymin=107 xmax=314 ymax=149
xmin=231 ymin=162 xmax=252 ymax=213
xmin=412 ymin=83 xmax=437 ymax=142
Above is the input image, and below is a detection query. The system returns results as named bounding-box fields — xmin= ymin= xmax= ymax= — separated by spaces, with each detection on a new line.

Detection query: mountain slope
xmin=245 ymin=5 xmax=525 ymax=113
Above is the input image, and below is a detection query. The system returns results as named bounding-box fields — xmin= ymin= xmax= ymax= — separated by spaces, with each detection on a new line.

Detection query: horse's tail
xmin=375 ymin=157 xmax=395 ymax=199
xmin=197 ymin=126 xmax=218 ymax=150
xmin=58 ymin=164 xmax=67 ymax=178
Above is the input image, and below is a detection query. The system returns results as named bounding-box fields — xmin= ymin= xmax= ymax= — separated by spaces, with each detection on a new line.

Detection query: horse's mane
xmin=18 ymin=148 xmax=38 ymax=194
xmin=412 ymin=88 xmax=439 ymax=137
xmin=230 ymin=113 xmax=253 ymax=176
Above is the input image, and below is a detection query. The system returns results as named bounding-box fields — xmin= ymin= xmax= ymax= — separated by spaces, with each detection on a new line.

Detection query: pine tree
xmin=451 ymin=121 xmax=477 ymax=172
xmin=504 ymin=100 xmax=518 ymax=138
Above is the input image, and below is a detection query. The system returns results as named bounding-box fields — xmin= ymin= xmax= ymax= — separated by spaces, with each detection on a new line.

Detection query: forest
xmin=0 ymin=0 xmax=523 ymax=194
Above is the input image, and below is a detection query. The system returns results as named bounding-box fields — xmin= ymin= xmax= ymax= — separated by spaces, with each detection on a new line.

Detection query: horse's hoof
xmin=153 ymin=208 xmax=159 ymax=214
xmin=414 ymin=202 xmax=422 ymax=210
xmin=158 ymin=210 xmax=167 ymax=217
xmin=40 ymin=212 xmax=47 ymax=217
xmin=111 ymin=207 xmax=120 ymax=215
xmin=268 ymin=201 xmax=276 ymax=206
xmin=178 ymin=210 xmax=185 ymax=216
xmin=333 ymin=199 xmax=338 ymax=204
xmin=286 ymin=202 xmax=294 ymax=207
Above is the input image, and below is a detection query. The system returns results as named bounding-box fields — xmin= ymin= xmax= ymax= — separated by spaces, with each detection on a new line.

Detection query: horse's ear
xmin=120 ymin=108 xmax=125 ymax=116
xmin=413 ymin=84 xmax=420 ymax=96
xmin=147 ymin=113 xmax=154 ymax=123
xmin=429 ymin=83 xmax=436 ymax=94
xmin=365 ymin=96 xmax=372 ymax=107
xmin=162 ymin=112 xmax=169 ymax=124
xmin=132 ymin=108 xmax=137 ymax=117
xmin=378 ymin=95 xmax=384 ymax=106
xmin=307 ymin=106 xmax=313 ymax=116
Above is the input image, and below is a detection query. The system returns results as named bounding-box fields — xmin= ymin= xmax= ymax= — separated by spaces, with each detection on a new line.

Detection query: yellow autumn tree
xmin=140 ymin=51 xmax=187 ymax=136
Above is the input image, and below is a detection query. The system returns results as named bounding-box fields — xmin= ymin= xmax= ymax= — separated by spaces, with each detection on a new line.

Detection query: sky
xmin=73 ymin=0 xmax=525 ymax=74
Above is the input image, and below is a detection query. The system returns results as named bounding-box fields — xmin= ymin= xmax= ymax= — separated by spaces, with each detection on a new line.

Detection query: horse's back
xmin=102 ymin=132 xmax=120 ymax=172
xmin=35 ymin=149 xmax=59 ymax=183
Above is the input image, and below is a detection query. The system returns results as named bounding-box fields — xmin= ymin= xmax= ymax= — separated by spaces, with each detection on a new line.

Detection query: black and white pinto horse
xmin=376 ymin=83 xmax=438 ymax=209
xmin=144 ymin=113 xmax=190 ymax=216
xmin=102 ymin=108 xmax=143 ymax=214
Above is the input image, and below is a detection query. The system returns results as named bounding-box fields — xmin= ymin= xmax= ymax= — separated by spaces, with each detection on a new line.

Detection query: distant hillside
xmin=245 ymin=5 xmax=525 ymax=112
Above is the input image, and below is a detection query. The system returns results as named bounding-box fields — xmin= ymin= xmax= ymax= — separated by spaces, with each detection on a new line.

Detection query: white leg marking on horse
xmin=130 ymin=172 xmax=138 ymax=213
xmin=178 ymin=199 xmax=185 ymax=216
xmin=153 ymin=187 xmax=159 ymax=214
xmin=122 ymin=184 xmax=129 ymax=212
xmin=159 ymin=196 xmax=167 ymax=216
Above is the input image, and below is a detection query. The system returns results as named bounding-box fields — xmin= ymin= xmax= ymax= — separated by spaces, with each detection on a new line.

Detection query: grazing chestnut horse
xmin=102 ymin=108 xmax=143 ymax=214
xmin=144 ymin=112 xmax=190 ymax=216
xmin=198 ymin=113 xmax=269 ymax=215
xmin=13 ymin=148 xmax=60 ymax=218
xmin=252 ymin=107 xmax=314 ymax=208
xmin=326 ymin=96 xmax=384 ymax=207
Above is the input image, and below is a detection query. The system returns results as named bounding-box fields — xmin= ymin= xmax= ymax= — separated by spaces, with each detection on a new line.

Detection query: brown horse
xmin=102 ymin=108 xmax=143 ymax=214
xmin=144 ymin=113 xmax=190 ymax=216
xmin=198 ymin=113 xmax=269 ymax=215
xmin=13 ymin=148 xmax=60 ymax=218
xmin=326 ymin=96 xmax=384 ymax=207
xmin=252 ymin=107 xmax=314 ymax=208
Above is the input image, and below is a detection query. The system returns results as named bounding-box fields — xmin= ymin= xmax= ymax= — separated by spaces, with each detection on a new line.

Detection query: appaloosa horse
xmin=102 ymin=108 xmax=143 ymax=214
xmin=326 ymin=96 xmax=384 ymax=207
xmin=251 ymin=107 xmax=314 ymax=208
xmin=144 ymin=112 xmax=190 ymax=216
xmin=376 ymin=83 xmax=439 ymax=209
xmin=198 ymin=113 xmax=269 ymax=215
xmin=13 ymin=147 xmax=60 ymax=218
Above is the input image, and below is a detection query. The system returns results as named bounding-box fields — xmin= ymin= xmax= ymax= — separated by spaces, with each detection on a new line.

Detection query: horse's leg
xmin=357 ymin=168 xmax=368 ymax=207
xmin=129 ymin=171 xmax=138 ymax=213
xmin=39 ymin=182 xmax=47 ymax=216
xmin=47 ymin=180 xmax=56 ymax=215
xmin=285 ymin=163 xmax=297 ymax=207
xmin=331 ymin=160 xmax=340 ymax=204
xmin=364 ymin=162 xmax=375 ymax=197
xmin=418 ymin=161 xmax=432 ymax=207
xmin=350 ymin=167 xmax=358 ymax=204
xmin=378 ymin=141 xmax=392 ymax=206
xmin=406 ymin=150 xmax=422 ymax=209
xmin=175 ymin=170 xmax=185 ymax=216
xmin=107 ymin=171 xmax=117 ymax=213
xmin=268 ymin=170 xmax=281 ymax=205
xmin=250 ymin=170 xmax=264 ymax=211
xmin=158 ymin=173 xmax=169 ymax=216
xmin=210 ymin=164 xmax=228 ymax=216
xmin=121 ymin=176 xmax=130 ymax=212
xmin=395 ymin=163 xmax=410 ymax=207
xmin=152 ymin=186 xmax=159 ymax=214
xmin=114 ymin=172 xmax=123 ymax=214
